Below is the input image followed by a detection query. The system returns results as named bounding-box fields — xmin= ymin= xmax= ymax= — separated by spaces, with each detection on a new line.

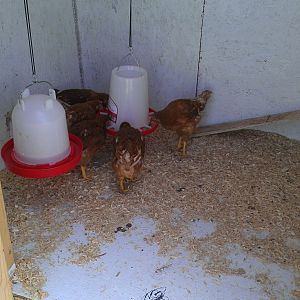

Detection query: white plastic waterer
xmin=108 ymin=65 xmax=149 ymax=130
xmin=12 ymin=88 xmax=70 ymax=165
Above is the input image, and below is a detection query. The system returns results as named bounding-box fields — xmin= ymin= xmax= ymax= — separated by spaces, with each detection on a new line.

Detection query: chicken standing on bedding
xmin=151 ymin=90 xmax=212 ymax=155
xmin=69 ymin=115 xmax=109 ymax=179
xmin=112 ymin=122 xmax=145 ymax=192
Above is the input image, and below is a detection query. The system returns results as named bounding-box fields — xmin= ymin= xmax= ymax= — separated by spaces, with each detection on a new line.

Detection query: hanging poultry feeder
xmin=104 ymin=0 xmax=158 ymax=136
xmin=1 ymin=1 xmax=82 ymax=178
xmin=106 ymin=64 xmax=158 ymax=136
xmin=1 ymin=87 xmax=82 ymax=178
xmin=109 ymin=65 xmax=149 ymax=130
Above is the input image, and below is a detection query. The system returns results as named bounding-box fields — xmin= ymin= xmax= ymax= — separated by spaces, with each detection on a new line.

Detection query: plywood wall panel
xmin=28 ymin=0 xmax=81 ymax=90
xmin=197 ymin=0 xmax=300 ymax=127
xmin=0 ymin=1 xmax=32 ymax=168
xmin=76 ymin=0 xmax=129 ymax=92
xmin=132 ymin=0 xmax=204 ymax=109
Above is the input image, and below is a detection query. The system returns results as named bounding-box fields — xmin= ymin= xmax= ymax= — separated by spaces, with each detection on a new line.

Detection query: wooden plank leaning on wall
xmin=193 ymin=109 xmax=300 ymax=137
xmin=0 ymin=181 xmax=14 ymax=271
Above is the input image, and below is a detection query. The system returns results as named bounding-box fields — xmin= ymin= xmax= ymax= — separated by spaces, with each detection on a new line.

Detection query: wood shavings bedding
xmin=1 ymin=128 xmax=299 ymax=299
xmin=12 ymin=258 xmax=48 ymax=299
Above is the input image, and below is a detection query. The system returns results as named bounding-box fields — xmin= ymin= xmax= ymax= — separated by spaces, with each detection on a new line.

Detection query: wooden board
xmin=193 ymin=110 xmax=300 ymax=137
xmin=0 ymin=233 xmax=13 ymax=300
xmin=0 ymin=181 xmax=14 ymax=271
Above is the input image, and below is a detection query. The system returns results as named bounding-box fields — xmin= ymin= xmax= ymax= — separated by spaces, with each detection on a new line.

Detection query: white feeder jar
xmin=108 ymin=65 xmax=149 ymax=130
xmin=12 ymin=88 xmax=70 ymax=165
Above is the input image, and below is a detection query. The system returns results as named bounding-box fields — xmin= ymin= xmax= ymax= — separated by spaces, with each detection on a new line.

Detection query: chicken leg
xmin=177 ymin=137 xmax=183 ymax=149
xmin=177 ymin=136 xmax=188 ymax=156
xmin=80 ymin=165 xmax=88 ymax=179
xmin=118 ymin=177 xmax=128 ymax=192
xmin=181 ymin=141 xmax=187 ymax=156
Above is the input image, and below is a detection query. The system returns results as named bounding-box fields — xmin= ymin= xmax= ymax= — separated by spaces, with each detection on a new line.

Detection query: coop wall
xmin=197 ymin=0 xmax=300 ymax=140
xmin=0 ymin=0 xmax=299 ymax=168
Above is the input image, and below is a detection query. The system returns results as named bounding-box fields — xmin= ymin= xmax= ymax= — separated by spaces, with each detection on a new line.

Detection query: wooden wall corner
xmin=0 ymin=181 xmax=14 ymax=271
xmin=0 ymin=230 xmax=14 ymax=299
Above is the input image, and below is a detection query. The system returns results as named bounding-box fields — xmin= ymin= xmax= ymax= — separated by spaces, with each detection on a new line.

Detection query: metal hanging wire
xmin=72 ymin=0 xmax=85 ymax=88
xmin=22 ymin=0 xmax=56 ymax=97
xmin=112 ymin=0 xmax=138 ymax=125
xmin=23 ymin=0 xmax=37 ymax=82
xmin=129 ymin=0 xmax=133 ymax=50
xmin=118 ymin=0 xmax=139 ymax=68
xmin=195 ymin=0 xmax=207 ymax=97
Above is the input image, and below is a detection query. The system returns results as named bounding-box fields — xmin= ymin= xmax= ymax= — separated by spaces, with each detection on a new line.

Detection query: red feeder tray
xmin=99 ymin=107 xmax=158 ymax=136
xmin=1 ymin=134 xmax=82 ymax=179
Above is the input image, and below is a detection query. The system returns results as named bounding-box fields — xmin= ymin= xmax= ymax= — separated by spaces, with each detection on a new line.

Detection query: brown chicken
xmin=69 ymin=115 xmax=109 ymax=179
xmin=152 ymin=90 xmax=212 ymax=155
xmin=112 ymin=122 xmax=145 ymax=192
xmin=65 ymin=100 xmax=100 ymax=128
xmin=57 ymin=89 xmax=109 ymax=108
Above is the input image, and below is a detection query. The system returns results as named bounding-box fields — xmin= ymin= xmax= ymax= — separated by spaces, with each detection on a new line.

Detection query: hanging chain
xmin=129 ymin=0 xmax=133 ymax=51
xmin=23 ymin=0 xmax=37 ymax=82
xmin=72 ymin=0 xmax=85 ymax=88
xmin=117 ymin=0 xmax=139 ymax=67
xmin=195 ymin=0 xmax=206 ymax=97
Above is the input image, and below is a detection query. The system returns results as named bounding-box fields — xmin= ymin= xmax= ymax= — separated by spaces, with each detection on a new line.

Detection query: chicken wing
xmin=69 ymin=115 xmax=108 ymax=179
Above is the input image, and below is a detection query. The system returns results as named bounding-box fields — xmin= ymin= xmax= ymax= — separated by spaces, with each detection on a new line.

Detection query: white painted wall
xmin=197 ymin=0 xmax=300 ymax=138
xmin=27 ymin=0 xmax=81 ymax=90
xmin=78 ymin=0 xmax=299 ymax=138
xmin=76 ymin=0 xmax=129 ymax=91
xmin=0 ymin=1 xmax=31 ymax=165
xmin=132 ymin=0 xmax=204 ymax=109
xmin=77 ymin=0 xmax=203 ymax=109
xmin=0 ymin=0 xmax=299 ymax=168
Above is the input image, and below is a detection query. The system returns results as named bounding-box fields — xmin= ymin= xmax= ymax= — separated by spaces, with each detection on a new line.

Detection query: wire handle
xmin=117 ymin=48 xmax=140 ymax=70
xmin=117 ymin=0 xmax=140 ymax=69
xmin=23 ymin=80 xmax=54 ymax=91
xmin=21 ymin=80 xmax=54 ymax=98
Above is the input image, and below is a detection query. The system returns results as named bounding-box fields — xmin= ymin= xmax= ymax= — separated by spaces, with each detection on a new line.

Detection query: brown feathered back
xmin=65 ymin=100 xmax=101 ymax=128
xmin=69 ymin=115 xmax=108 ymax=148
xmin=57 ymin=89 xmax=109 ymax=107
xmin=112 ymin=122 xmax=145 ymax=180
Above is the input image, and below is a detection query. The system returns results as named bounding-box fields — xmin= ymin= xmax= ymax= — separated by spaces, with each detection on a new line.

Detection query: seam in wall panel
xmin=195 ymin=0 xmax=206 ymax=97
xmin=72 ymin=0 xmax=85 ymax=88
